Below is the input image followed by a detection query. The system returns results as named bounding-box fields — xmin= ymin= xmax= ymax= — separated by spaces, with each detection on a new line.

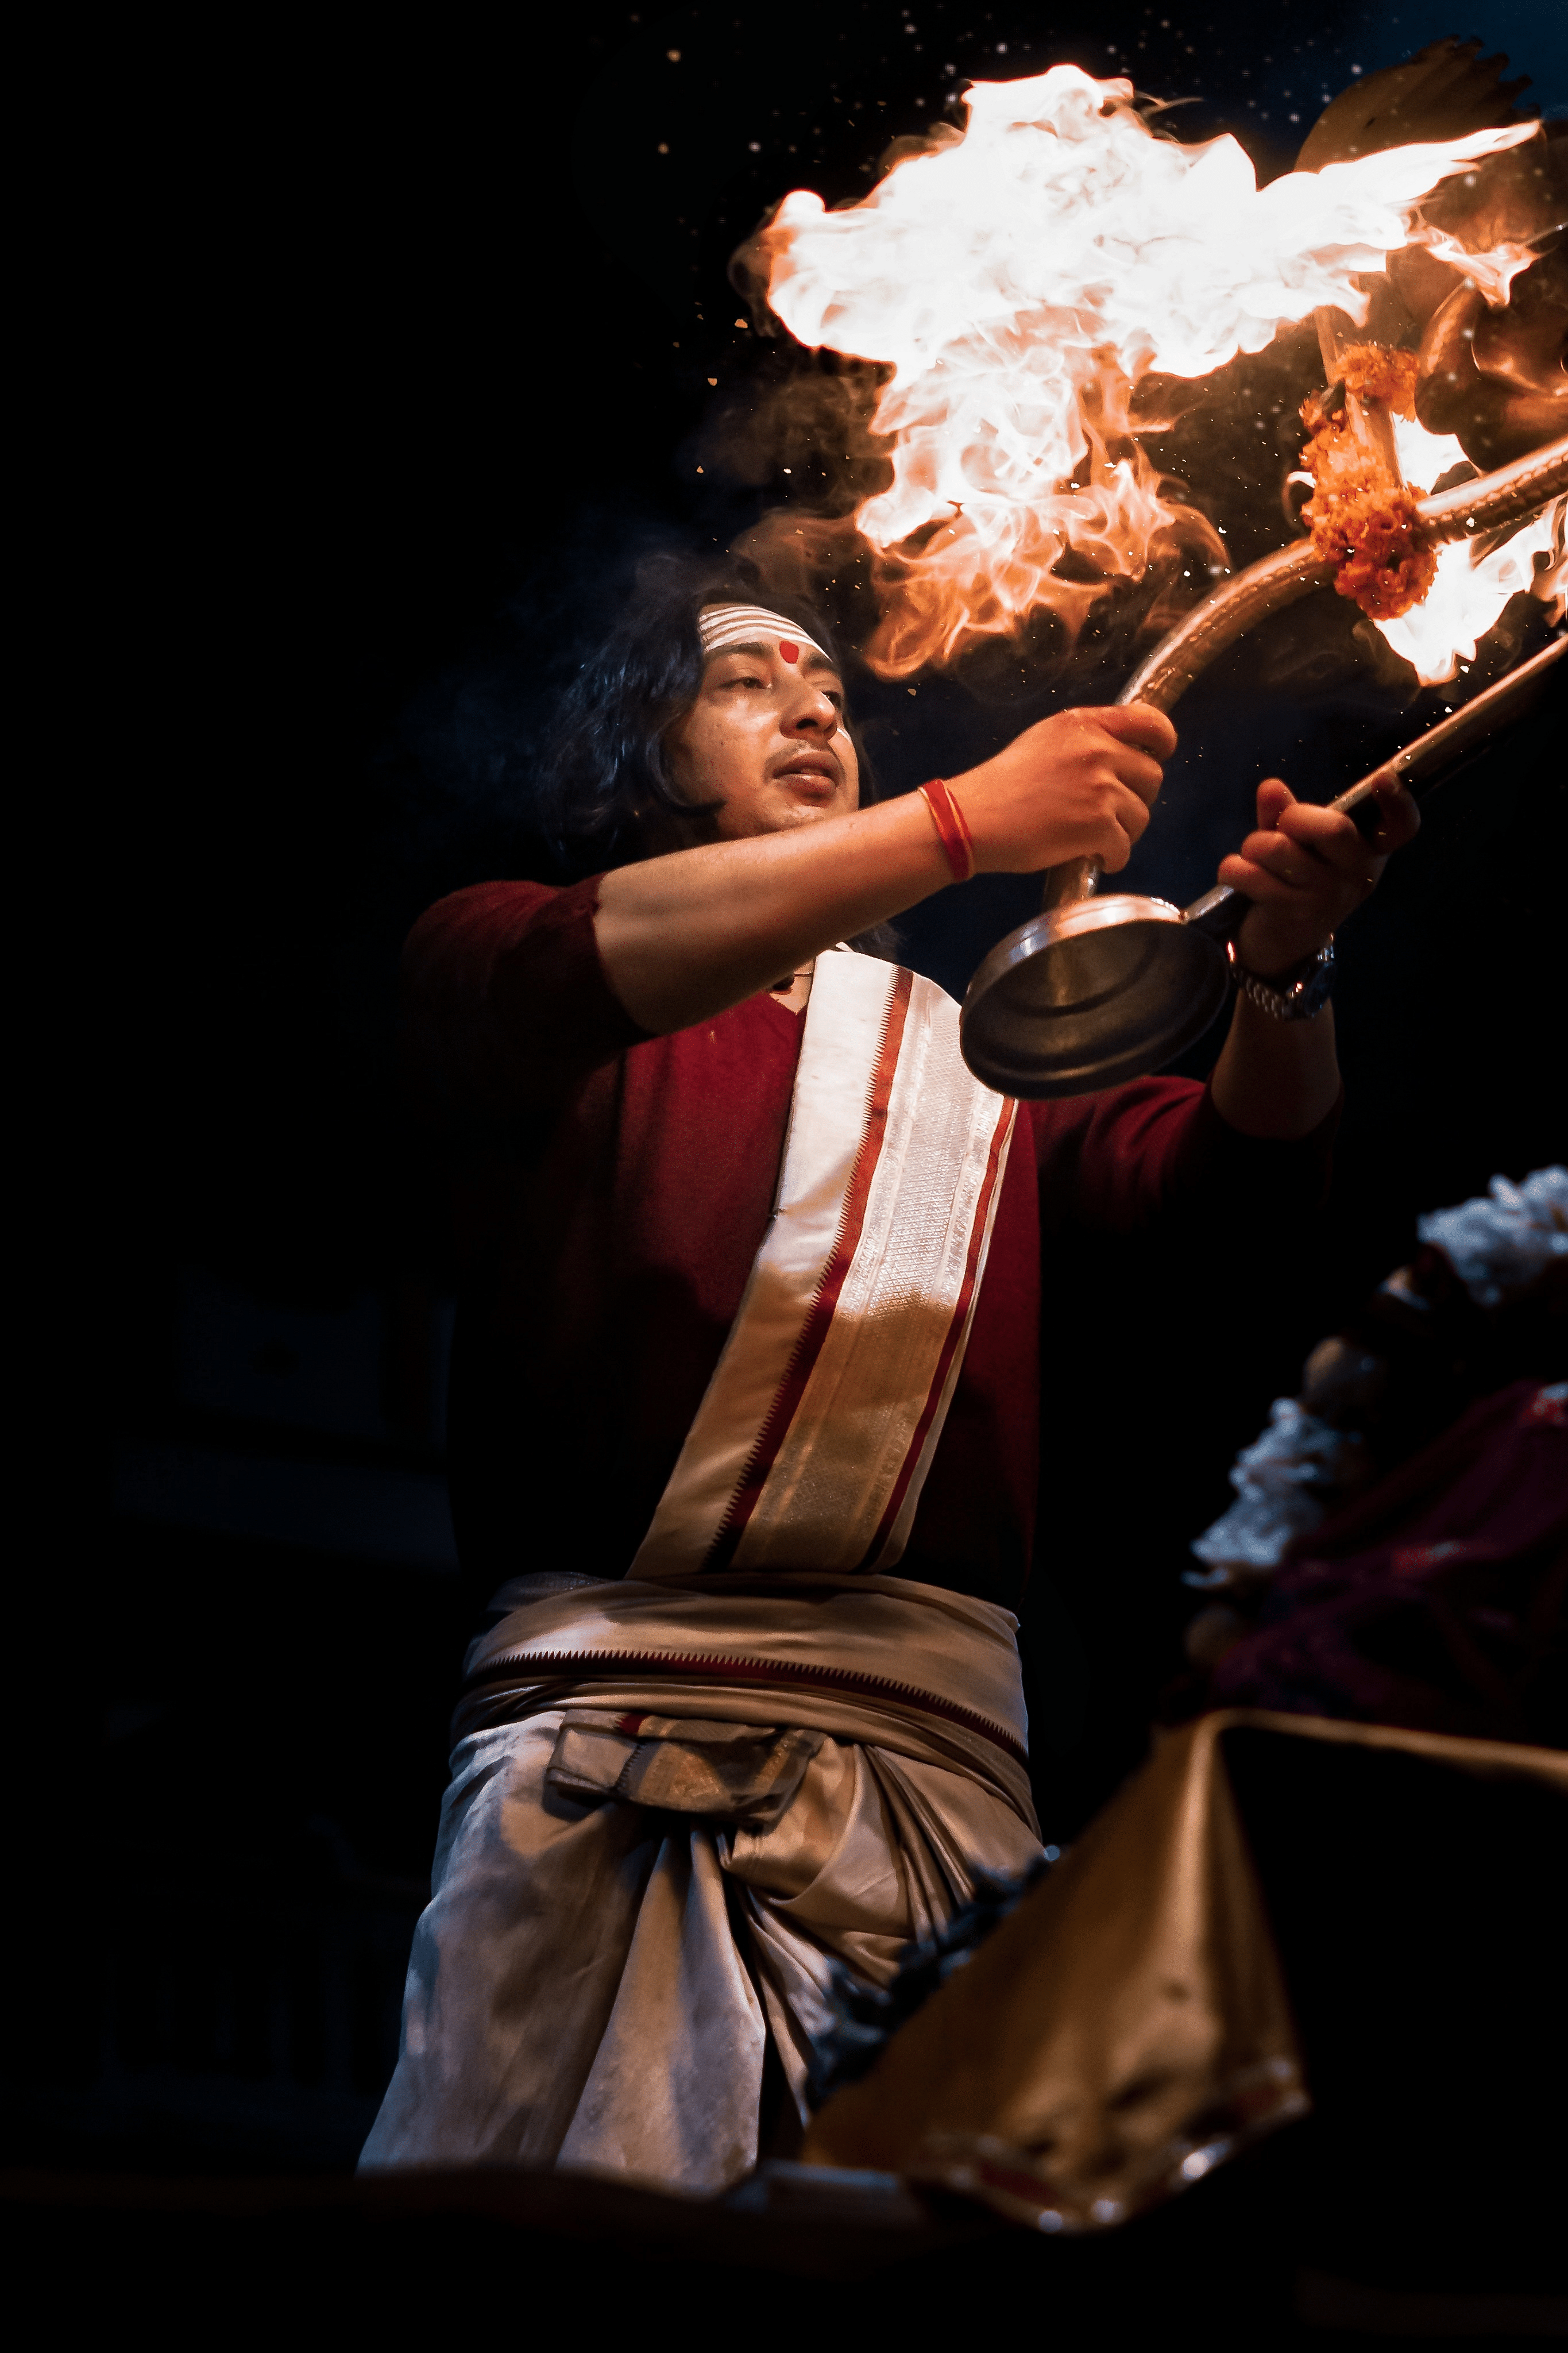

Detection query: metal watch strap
xmin=1227 ymin=936 xmax=1335 ymax=1021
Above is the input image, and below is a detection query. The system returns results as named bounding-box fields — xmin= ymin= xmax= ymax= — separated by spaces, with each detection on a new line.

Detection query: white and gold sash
xmin=629 ymin=947 xmax=1015 ymax=1580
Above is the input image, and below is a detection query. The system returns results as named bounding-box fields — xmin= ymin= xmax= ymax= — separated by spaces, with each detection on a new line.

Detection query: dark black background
xmin=43 ymin=0 xmax=1566 ymax=2171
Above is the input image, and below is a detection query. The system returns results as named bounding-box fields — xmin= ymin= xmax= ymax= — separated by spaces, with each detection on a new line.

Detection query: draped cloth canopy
xmin=803 ymin=1708 xmax=1568 ymax=2229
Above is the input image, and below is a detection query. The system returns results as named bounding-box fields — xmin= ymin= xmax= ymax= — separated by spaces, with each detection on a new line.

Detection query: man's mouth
xmin=774 ymin=753 xmax=841 ymax=789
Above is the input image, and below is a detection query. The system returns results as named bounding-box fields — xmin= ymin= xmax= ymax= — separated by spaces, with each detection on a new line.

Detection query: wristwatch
xmin=1227 ymin=936 xmax=1335 ymax=1021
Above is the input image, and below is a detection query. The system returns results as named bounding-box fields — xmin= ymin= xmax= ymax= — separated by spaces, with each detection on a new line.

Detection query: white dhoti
xmin=360 ymin=1575 xmax=1040 ymax=2190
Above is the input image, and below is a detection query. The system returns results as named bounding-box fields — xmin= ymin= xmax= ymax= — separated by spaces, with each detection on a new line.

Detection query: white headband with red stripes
xmin=698 ymin=603 xmax=832 ymax=667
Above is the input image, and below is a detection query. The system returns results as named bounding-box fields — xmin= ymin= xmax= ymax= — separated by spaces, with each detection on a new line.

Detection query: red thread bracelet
xmin=919 ymin=779 xmax=976 ymax=883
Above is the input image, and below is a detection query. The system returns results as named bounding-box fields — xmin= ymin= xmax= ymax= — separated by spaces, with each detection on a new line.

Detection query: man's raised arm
xmin=593 ymin=703 xmax=1174 ymax=1033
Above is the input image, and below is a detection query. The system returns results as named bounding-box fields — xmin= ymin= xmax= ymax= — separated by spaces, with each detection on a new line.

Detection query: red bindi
xmin=778 ymin=640 xmax=799 ymax=662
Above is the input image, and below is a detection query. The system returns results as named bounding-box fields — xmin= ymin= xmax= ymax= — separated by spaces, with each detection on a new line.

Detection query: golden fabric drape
xmin=802 ymin=1710 xmax=1567 ymax=2230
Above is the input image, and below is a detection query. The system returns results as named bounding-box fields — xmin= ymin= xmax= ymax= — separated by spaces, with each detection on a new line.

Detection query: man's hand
xmin=1222 ymin=776 xmax=1421 ymax=977
xmin=948 ymin=704 xmax=1177 ymax=875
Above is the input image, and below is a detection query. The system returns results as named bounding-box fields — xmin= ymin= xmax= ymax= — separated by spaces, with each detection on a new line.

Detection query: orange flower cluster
xmin=1338 ymin=342 xmax=1419 ymax=419
xmin=1304 ymin=483 xmax=1439 ymax=619
xmin=1299 ymin=345 xmax=1435 ymax=621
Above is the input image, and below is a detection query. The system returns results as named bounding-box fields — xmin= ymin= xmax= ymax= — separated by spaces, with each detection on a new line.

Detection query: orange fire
xmin=1380 ymin=421 xmax=1565 ymax=685
xmin=753 ymin=68 xmax=1544 ymax=680
xmin=1293 ymin=349 xmax=1566 ymax=674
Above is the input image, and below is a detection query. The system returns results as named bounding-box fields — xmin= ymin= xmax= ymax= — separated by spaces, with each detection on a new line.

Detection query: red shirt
xmin=404 ymin=877 xmax=1336 ymax=1610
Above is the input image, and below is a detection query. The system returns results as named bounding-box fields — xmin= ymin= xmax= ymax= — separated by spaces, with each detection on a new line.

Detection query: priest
xmin=360 ymin=561 xmax=1415 ymax=2188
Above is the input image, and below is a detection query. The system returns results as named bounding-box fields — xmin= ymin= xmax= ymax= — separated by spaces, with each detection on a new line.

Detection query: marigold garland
xmin=1297 ymin=345 xmax=1435 ymax=622
xmin=1338 ymin=342 xmax=1419 ymax=419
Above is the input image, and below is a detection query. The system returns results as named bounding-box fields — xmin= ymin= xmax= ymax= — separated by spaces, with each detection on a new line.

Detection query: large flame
xmin=1379 ymin=411 xmax=1566 ymax=682
xmin=756 ymin=68 xmax=1540 ymax=677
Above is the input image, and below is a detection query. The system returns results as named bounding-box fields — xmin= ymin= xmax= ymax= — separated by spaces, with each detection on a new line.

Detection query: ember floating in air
xmin=746 ymin=66 xmax=1548 ymax=679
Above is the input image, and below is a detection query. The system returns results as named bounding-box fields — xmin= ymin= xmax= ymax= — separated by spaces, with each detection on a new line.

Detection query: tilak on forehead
xmin=698 ymin=603 xmax=833 ymax=669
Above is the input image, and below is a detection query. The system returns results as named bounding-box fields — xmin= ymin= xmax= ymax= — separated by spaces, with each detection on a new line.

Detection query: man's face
xmin=665 ymin=631 xmax=860 ymax=840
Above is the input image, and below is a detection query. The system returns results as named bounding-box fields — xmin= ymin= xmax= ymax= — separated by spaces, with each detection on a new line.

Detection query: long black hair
xmin=536 ymin=550 xmax=878 ymax=880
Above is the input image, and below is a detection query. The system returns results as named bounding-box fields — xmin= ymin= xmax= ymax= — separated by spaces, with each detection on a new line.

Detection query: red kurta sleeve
xmin=401 ymin=877 xmax=652 ymax=1137
xmin=1028 ymin=1074 xmax=1340 ymax=1238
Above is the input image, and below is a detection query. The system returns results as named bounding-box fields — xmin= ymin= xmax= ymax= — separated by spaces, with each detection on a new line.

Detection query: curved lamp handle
xmin=1032 ymin=432 xmax=1568 ymax=920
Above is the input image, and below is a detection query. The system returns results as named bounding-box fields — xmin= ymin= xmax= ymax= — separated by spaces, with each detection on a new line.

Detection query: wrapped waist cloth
xmin=455 ymin=1569 xmax=1036 ymax=1821
xmin=360 ymin=1573 xmax=1040 ymax=2190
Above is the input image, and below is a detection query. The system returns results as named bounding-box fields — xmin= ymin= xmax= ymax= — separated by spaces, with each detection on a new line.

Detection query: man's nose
xmin=787 ymin=688 xmax=838 ymax=734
